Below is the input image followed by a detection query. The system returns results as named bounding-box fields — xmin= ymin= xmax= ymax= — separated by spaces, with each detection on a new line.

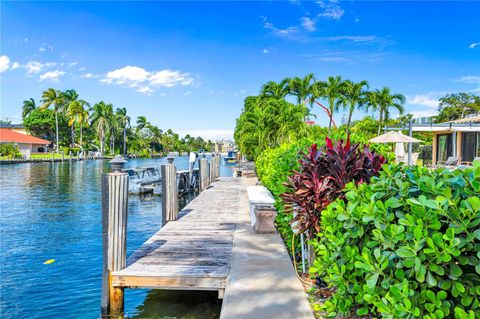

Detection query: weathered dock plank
xmin=111 ymin=177 xmax=241 ymax=292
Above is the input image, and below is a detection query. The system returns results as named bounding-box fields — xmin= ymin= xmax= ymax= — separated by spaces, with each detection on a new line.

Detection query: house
xmin=0 ymin=128 xmax=51 ymax=157
xmin=406 ymin=115 xmax=480 ymax=165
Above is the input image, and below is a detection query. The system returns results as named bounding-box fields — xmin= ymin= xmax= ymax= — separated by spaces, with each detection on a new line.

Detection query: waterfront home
xmin=0 ymin=128 xmax=51 ymax=157
xmin=407 ymin=115 xmax=480 ymax=165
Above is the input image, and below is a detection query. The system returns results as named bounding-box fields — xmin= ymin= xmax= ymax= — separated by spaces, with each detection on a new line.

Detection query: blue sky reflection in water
xmin=0 ymin=156 xmax=233 ymax=318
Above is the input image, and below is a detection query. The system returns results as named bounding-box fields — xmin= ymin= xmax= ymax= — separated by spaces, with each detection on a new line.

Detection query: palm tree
xmin=314 ymin=75 xmax=343 ymax=130
xmin=337 ymin=80 xmax=369 ymax=133
xmin=67 ymin=100 xmax=89 ymax=147
xmin=40 ymin=88 xmax=65 ymax=152
xmin=367 ymin=87 xmax=406 ymax=134
xmin=260 ymin=78 xmax=291 ymax=99
xmin=288 ymin=73 xmax=315 ymax=105
xmin=22 ymin=98 xmax=36 ymax=120
xmin=89 ymin=101 xmax=113 ymax=156
xmin=136 ymin=116 xmax=150 ymax=132
xmin=63 ymin=89 xmax=89 ymax=146
xmin=116 ymin=108 xmax=130 ymax=156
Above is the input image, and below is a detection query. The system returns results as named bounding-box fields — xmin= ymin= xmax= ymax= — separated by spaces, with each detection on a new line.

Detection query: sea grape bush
xmin=311 ymin=163 xmax=480 ymax=318
xmin=281 ymin=137 xmax=385 ymax=238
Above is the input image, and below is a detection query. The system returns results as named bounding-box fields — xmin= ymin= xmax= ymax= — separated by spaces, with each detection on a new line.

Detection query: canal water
xmin=0 ymin=156 xmax=236 ymax=319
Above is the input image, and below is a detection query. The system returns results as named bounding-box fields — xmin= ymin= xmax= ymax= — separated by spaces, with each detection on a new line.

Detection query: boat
xmin=224 ymin=151 xmax=238 ymax=164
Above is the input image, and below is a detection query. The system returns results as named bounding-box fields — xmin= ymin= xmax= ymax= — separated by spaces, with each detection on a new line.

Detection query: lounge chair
xmin=435 ymin=156 xmax=459 ymax=168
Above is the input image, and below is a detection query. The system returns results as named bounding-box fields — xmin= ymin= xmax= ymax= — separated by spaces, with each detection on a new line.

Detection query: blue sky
xmin=1 ymin=1 xmax=479 ymax=140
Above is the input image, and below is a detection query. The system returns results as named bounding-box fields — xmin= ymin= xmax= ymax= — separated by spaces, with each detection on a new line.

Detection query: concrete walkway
xmin=220 ymin=177 xmax=314 ymax=319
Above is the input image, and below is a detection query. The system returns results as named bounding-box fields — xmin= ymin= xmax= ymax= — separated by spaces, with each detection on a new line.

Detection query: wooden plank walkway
xmin=111 ymin=177 xmax=241 ymax=294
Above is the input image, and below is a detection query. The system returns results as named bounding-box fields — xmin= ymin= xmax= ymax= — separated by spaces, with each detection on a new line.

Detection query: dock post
xmin=61 ymin=150 xmax=65 ymax=162
xmin=51 ymin=151 xmax=54 ymax=162
xmin=199 ymin=156 xmax=208 ymax=192
xmin=161 ymin=157 xmax=178 ymax=224
xmin=101 ymin=155 xmax=128 ymax=318
xmin=77 ymin=151 xmax=80 ymax=161
xmin=216 ymin=153 xmax=220 ymax=179
xmin=69 ymin=151 xmax=72 ymax=161
xmin=209 ymin=158 xmax=214 ymax=184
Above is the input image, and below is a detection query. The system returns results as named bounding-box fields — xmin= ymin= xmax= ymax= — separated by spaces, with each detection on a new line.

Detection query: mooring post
xmin=199 ymin=156 xmax=208 ymax=192
xmin=77 ymin=151 xmax=80 ymax=161
xmin=209 ymin=158 xmax=214 ymax=184
xmin=61 ymin=150 xmax=65 ymax=162
xmin=51 ymin=151 xmax=54 ymax=162
xmin=69 ymin=151 xmax=72 ymax=161
xmin=161 ymin=157 xmax=178 ymax=224
xmin=101 ymin=155 xmax=128 ymax=318
xmin=216 ymin=152 xmax=220 ymax=179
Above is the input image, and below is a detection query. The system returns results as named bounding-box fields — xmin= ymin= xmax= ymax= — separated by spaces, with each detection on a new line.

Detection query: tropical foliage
xmin=234 ymin=74 xmax=406 ymax=159
xmin=435 ymin=93 xmax=480 ymax=123
xmin=311 ymin=163 xmax=480 ymax=318
xmin=21 ymin=88 xmax=214 ymax=156
xmin=281 ymin=138 xmax=385 ymax=238
xmin=234 ymin=96 xmax=308 ymax=159
xmin=0 ymin=143 xmax=22 ymax=159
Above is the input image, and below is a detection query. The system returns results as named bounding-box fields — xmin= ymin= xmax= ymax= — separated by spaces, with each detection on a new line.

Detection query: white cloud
xmin=355 ymin=18 xmax=360 ymax=23
xmin=301 ymin=17 xmax=316 ymax=31
xmin=407 ymin=94 xmax=439 ymax=108
xmin=320 ymin=35 xmax=378 ymax=43
xmin=78 ymin=67 xmax=86 ymax=71
xmin=262 ymin=48 xmax=270 ymax=54
xmin=317 ymin=0 xmax=344 ymax=20
xmin=262 ymin=17 xmax=300 ymax=39
xmin=11 ymin=62 xmax=20 ymax=70
xmin=150 ymin=69 xmax=193 ymax=87
xmin=80 ymin=73 xmax=99 ymax=79
xmin=68 ymin=62 xmax=79 ymax=68
xmin=455 ymin=76 xmax=480 ymax=84
xmin=39 ymin=70 xmax=65 ymax=81
xmin=101 ymin=65 xmax=194 ymax=94
xmin=23 ymin=61 xmax=56 ymax=75
xmin=137 ymin=86 xmax=153 ymax=95
xmin=0 ymin=55 xmax=10 ymax=73
xmin=182 ymin=91 xmax=192 ymax=96
xmin=39 ymin=47 xmax=46 ymax=52
xmin=469 ymin=42 xmax=480 ymax=49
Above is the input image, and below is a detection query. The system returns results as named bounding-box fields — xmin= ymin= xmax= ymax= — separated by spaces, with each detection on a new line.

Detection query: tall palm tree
xmin=288 ymin=73 xmax=315 ymax=105
xmin=22 ymin=98 xmax=36 ymax=120
xmin=67 ymin=100 xmax=89 ymax=147
xmin=260 ymin=78 xmax=291 ymax=99
xmin=314 ymin=75 xmax=343 ymax=131
xmin=89 ymin=101 xmax=113 ymax=156
xmin=367 ymin=87 xmax=406 ymax=134
xmin=116 ymin=108 xmax=130 ymax=156
xmin=338 ymin=80 xmax=369 ymax=133
xmin=40 ymin=88 xmax=65 ymax=152
xmin=63 ymin=89 xmax=89 ymax=146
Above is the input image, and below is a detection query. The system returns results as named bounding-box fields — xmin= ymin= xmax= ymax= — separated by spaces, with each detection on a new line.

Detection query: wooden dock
xmin=111 ymin=177 xmax=241 ymax=296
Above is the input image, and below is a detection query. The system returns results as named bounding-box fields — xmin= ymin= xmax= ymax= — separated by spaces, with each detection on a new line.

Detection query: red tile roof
xmin=0 ymin=128 xmax=51 ymax=144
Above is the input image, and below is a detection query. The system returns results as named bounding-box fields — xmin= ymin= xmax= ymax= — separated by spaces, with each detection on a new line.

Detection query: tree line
xmin=21 ymin=88 xmax=213 ymax=156
xmin=235 ymin=73 xmax=480 ymax=159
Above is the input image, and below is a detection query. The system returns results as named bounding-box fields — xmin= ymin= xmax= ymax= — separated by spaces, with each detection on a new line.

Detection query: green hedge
xmin=0 ymin=143 xmax=22 ymax=159
xmin=311 ymin=163 xmax=480 ymax=318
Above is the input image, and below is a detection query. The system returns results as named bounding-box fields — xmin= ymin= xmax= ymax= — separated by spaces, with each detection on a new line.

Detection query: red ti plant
xmin=281 ymin=137 xmax=385 ymax=238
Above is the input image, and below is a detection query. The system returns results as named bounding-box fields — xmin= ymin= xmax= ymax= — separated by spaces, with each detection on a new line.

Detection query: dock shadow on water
xmin=126 ymin=290 xmax=221 ymax=319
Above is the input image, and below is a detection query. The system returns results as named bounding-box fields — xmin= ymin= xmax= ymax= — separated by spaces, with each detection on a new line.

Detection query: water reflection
xmin=0 ymin=156 xmax=236 ymax=319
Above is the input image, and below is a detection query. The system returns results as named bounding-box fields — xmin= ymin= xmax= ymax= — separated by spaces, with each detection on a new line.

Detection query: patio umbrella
xmin=370 ymin=131 xmax=422 ymax=165
xmin=369 ymin=131 xmax=422 ymax=143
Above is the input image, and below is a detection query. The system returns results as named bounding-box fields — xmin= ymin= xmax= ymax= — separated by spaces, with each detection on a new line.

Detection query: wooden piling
xmin=69 ymin=151 xmax=72 ymax=161
xmin=215 ymin=153 xmax=220 ymax=179
xmin=101 ymin=170 xmax=129 ymax=317
xmin=51 ymin=151 xmax=54 ymax=162
xmin=61 ymin=151 xmax=65 ymax=162
xmin=199 ymin=158 xmax=208 ymax=192
xmin=77 ymin=151 xmax=80 ymax=161
xmin=209 ymin=159 xmax=214 ymax=184
xmin=161 ymin=160 xmax=178 ymax=224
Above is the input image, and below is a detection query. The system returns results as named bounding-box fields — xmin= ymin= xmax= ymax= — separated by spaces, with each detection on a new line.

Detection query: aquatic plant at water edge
xmin=281 ymin=137 xmax=385 ymax=238
xmin=311 ymin=163 xmax=480 ymax=318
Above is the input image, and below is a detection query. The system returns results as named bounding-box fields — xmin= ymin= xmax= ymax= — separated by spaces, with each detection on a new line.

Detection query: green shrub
xmin=60 ymin=147 xmax=81 ymax=155
xmin=311 ymin=163 xmax=480 ymax=318
xmin=0 ymin=143 xmax=22 ymax=159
